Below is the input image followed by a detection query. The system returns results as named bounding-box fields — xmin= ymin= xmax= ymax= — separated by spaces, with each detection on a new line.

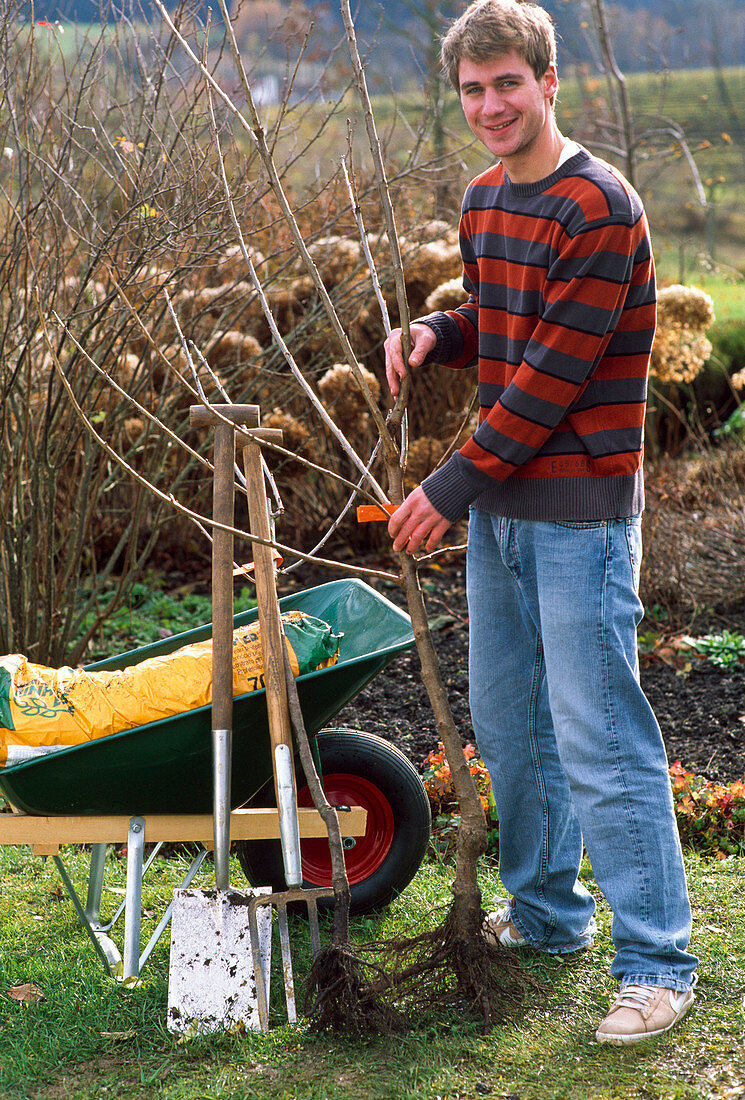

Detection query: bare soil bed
xmin=333 ymin=555 xmax=745 ymax=786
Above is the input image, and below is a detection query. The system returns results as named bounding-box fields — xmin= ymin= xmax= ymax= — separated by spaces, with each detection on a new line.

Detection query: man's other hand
xmin=384 ymin=323 xmax=437 ymax=397
xmin=388 ymin=486 xmax=451 ymax=554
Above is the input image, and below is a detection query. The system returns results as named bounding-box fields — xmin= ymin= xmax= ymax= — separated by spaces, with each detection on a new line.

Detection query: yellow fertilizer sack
xmin=0 ymin=611 xmax=340 ymax=767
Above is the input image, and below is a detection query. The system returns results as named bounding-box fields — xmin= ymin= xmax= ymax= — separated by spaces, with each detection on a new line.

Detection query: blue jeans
xmin=467 ymin=509 xmax=697 ymax=991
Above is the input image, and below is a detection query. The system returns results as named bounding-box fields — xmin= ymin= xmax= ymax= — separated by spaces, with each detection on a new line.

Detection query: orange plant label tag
xmin=356 ymin=503 xmax=396 ymax=523
xmin=234 ymin=552 xmax=283 ymax=578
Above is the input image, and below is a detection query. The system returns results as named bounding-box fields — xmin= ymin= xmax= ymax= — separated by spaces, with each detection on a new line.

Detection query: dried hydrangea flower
xmin=650 ymin=284 xmax=715 ymax=385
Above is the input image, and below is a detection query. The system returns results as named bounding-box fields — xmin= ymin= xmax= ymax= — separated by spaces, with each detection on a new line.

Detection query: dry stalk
xmin=341 ymin=153 xmax=393 ymax=339
xmin=338 ymin=0 xmax=413 ymax=436
xmin=40 ymin=297 xmax=396 ymax=585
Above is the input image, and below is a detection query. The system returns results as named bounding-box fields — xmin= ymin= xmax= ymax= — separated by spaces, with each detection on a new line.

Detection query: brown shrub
xmin=404 ymin=436 xmax=448 ymax=492
xmin=400 ymin=231 xmax=462 ymax=315
xmin=641 ymin=444 xmax=745 ymax=624
xmin=317 ymin=362 xmax=381 ymax=433
xmin=206 ymin=330 xmax=263 ymax=371
xmin=307 ymin=236 xmax=363 ymax=287
xmin=424 ymin=277 xmax=466 ymax=314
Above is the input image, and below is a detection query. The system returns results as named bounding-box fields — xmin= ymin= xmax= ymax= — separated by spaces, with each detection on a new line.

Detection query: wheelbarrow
xmin=0 ymin=578 xmax=431 ymax=978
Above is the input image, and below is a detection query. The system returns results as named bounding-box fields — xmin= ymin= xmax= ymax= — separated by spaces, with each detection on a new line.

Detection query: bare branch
xmin=339 ymin=0 xmax=412 ymax=440
xmin=154 ymin=0 xmax=396 ymax=459
xmin=40 ymin=298 xmax=397 ymax=586
xmin=341 ymin=151 xmax=392 ymax=338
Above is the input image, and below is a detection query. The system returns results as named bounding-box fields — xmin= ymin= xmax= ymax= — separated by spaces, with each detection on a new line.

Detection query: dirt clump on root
xmin=305 ymin=942 xmax=407 ymax=1036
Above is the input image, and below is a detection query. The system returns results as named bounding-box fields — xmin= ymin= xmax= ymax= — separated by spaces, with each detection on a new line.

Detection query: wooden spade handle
xmin=241 ymin=436 xmax=292 ymax=757
xmin=210 ymin=420 xmax=236 ymax=891
xmin=188 ymin=404 xmax=282 ymax=891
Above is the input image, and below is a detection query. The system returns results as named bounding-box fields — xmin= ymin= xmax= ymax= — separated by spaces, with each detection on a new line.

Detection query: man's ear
xmin=543 ymin=64 xmax=559 ymax=101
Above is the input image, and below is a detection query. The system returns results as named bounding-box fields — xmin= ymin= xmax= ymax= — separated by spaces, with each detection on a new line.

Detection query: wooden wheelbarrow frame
xmin=0 ymin=805 xmax=366 ymax=982
xmin=0 ymin=566 xmax=414 ymax=990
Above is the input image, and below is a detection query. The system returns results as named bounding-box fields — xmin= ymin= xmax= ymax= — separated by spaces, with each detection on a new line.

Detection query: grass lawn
xmin=0 ymin=846 xmax=742 ymax=1100
xmin=693 ymin=277 xmax=745 ymax=325
xmin=650 ymin=267 xmax=745 ymax=326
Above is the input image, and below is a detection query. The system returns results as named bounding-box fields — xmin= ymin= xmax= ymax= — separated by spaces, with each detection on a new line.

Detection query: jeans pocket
xmin=625 ymin=516 xmax=643 ymax=590
xmin=553 ymin=519 xmax=608 ymax=530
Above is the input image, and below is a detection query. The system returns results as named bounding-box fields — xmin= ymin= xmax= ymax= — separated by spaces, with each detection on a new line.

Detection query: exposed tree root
xmin=304 ymin=941 xmax=407 ymax=1036
xmin=363 ymin=905 xmax=541 ymax=1032
xmin=303 ymin=906 xmax=542 ymax=1036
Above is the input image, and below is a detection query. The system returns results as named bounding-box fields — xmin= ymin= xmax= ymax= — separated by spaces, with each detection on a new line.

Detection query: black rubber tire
xmin=235 ymin=728 xmax=431 ymax=915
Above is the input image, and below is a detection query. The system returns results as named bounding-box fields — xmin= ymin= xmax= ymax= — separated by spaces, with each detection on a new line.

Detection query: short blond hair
xmin=441 ymin=0 xmax=557 ymax=91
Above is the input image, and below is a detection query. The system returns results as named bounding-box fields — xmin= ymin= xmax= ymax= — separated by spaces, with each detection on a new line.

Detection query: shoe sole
xmin=595 ymin=996 xmax=694 ymax=1045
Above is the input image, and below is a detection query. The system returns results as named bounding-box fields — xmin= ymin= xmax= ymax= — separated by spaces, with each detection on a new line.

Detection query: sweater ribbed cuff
xmin=415 ymin=312 xmax=464 ymax=365
xmin=421 ymin=454 xmax=489 ymax=523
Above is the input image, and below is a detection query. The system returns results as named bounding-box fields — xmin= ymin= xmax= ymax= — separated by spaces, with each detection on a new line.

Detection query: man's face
xmin=458 ymin=51 xmax=558 ymax=172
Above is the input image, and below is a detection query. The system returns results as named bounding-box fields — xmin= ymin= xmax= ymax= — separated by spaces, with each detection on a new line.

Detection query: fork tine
xmin=276 ymin=901 xmax=297 ymax=1023
xmin=247 ymin=897 xmax=270 ymax=1033
xmin=246 ymin=887 xmax=333 ymax=1027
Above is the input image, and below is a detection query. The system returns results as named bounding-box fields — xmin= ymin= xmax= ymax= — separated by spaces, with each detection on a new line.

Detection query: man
xmin=384 ymin=0 xmax=697 ymax=1045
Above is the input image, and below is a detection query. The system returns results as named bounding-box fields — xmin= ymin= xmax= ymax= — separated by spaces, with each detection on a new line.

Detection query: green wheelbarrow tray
xmin=0 ymin=578 xmax=415 ymax=817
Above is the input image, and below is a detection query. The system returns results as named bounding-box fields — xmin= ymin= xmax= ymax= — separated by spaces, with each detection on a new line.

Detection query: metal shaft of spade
xmin=211 ymin=420 xmax=236 ymax=892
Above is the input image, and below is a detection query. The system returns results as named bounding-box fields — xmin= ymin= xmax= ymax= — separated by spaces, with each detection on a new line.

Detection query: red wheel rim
xmin=297 ymin=773 xmax=395 ymax=886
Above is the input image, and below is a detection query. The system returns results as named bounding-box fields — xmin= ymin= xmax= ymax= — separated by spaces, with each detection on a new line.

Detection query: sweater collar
xmin=502 ymin=147 xmax=590 ymax=197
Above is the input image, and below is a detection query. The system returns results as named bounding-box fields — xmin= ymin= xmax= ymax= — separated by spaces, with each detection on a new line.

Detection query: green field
xmin=392 ymin=64 xmax=745 ymax=278
xmin=691 ymin=276 xmax=745 ymax=324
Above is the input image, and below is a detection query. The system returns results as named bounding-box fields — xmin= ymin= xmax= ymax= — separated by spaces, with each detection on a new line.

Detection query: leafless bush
xmin=0 ymin=5 xmax=271 ymax=661
xmin=642 ymin=443 xmax=745 ymax=626
xmin=0 ymin=1 xmax=477 ymax=663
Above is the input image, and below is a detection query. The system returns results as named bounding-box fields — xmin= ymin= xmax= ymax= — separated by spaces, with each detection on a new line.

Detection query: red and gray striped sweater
xmin=419 ymin=148 xmax=656 ymax=523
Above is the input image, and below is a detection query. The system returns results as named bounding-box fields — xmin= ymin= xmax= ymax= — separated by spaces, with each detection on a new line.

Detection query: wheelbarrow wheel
xmin=235 ymin=728 xmax=431 ymax=915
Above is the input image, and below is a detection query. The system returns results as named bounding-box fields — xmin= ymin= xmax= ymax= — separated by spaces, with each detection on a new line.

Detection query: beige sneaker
xmin=595 ymin=984 xmax=695 ymax=1045
xmin=483 ymin=902 xmax=528 ymax=948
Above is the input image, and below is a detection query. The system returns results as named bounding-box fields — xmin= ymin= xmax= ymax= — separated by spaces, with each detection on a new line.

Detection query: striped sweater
xmin=419 ymin=148 xmax=656 ymax=523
